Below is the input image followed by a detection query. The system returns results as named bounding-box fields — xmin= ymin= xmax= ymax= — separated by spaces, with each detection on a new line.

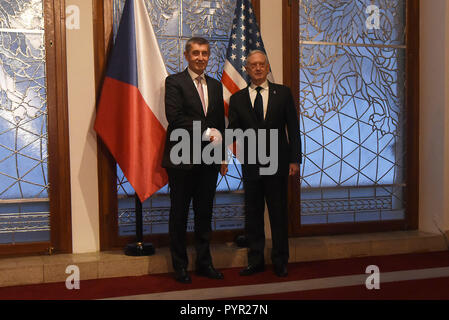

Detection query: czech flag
xmin=94 ymin=0 xmax=168 ymax=202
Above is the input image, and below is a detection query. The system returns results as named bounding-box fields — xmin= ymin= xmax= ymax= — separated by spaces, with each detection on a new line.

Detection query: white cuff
xmin=202 ymin=128 xmax=212 ymax=141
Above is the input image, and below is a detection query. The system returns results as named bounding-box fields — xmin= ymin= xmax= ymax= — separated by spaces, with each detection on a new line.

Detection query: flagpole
xmin=222 ymin=0 xmax=269 ymax=249
xmin=125 ymin=194 xmax=156 ymax=256
xmin=95 ymin=0 xmax=168 ymax=257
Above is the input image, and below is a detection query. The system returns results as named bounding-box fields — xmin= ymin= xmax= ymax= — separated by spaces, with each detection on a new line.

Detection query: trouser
xmin=167 ymin=165 xmax=218 ymax=271
xmin=243 ymin=174 xmax=289 ymax=267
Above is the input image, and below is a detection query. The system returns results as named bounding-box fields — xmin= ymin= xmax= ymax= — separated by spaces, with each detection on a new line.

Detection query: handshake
xmin=203 ymin=128 xmax=228 ymax=176
xmin=203 ymin=128 xmax=223 ymax=145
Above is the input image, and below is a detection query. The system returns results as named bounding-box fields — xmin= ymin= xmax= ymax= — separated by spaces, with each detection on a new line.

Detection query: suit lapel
xmin=264 ymin=81 xmax=276 ymax=125
xmin=244 ymin=86 xmax=259 ymax=125
xmin=205 ymin=75 xmax=214 ymax=117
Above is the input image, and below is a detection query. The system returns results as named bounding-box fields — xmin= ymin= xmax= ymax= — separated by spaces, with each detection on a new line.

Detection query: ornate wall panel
xmin=299 ymin=0 xmax=407 ymax=224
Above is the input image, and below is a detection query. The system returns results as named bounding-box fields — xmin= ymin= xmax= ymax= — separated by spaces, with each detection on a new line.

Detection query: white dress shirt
xmin=187 ymin=68 xmax=220 ymax=143
xmin=249 ymin=80 xmax=269 ymax=119
xmin=188 ymin=68 xmax=209 ymax=113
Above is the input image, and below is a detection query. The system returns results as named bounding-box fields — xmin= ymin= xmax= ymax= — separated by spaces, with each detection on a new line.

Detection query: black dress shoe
xmin=174 ymin=268 xmax=192 ymax=284
xmin=239 ymin=264 xmax=265 ymax=276
xmin=196 ymin=265 xmax=224 ymax=279
xmin=274 ymin=264 xmax=288 ymax=277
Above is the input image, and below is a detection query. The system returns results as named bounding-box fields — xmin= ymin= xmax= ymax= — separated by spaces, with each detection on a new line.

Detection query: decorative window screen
xmin=299 ymin=0 xmax=407 ymax=224
xmin=0 ymin=0 xmax=50 ymax=243
xmin=113 ymin=0 xmax=245 ymax=235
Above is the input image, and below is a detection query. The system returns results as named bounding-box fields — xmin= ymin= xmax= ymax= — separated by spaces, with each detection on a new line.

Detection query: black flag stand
xmin=125 ymin=194 xmax=155 ymax=256
xmin=234 ymin=234 xmax=248 ymax=248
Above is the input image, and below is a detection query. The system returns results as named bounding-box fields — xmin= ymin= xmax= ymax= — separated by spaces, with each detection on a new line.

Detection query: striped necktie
xmin=196 ymin=76 xmax=207 ymax=115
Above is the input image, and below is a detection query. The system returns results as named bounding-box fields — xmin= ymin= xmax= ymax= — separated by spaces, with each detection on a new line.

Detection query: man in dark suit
xmin=162 ymin=37 xmax=226 ymax=283
xmin=224 ymin=50 xmax=301 ymax=277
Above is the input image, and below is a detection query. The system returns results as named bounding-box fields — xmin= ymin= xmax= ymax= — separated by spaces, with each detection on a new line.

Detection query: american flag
xmin=221 ymin=0 xmax=273 ymax=117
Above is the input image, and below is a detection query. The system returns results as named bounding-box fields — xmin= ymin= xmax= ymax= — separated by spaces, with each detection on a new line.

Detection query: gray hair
xmin=245 ymin=50 xmax=268 ymax=66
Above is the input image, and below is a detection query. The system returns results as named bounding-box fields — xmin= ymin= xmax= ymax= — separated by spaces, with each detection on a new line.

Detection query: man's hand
xmin=289 ymin=163 xmax=300 ymax=176
xmin=209 ymin=128 xmax=222 ymax=145
xmin=220 ymin=163 xmax=228 ymax=176
xmin=203 ymin=128 xmax=222 ymax=146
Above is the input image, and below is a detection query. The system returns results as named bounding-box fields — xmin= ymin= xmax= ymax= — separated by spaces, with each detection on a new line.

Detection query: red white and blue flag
xmin=94 ymin=0 xmax=168 ymax=202
xmin=221 ymin=0 xmax=273 ymax=117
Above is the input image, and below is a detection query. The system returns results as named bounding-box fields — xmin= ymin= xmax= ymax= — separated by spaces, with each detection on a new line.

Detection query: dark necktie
xmin=254 ymin=86 xmax=264 ymax=124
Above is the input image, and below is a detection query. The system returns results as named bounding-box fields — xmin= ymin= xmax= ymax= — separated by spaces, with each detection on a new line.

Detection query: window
xmin=284 ymin=0 xmax=419 ymax=235
xmin=0 ymin=0 xmax=71 ymax=255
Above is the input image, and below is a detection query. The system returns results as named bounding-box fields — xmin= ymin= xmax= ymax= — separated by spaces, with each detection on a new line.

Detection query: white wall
xmin=419 ymin=0 xmax=449 ymax=233
xmin=260 ymin=0 xmax=283 ymax=83
xmin=66 ymin=0 xmax=99 ymax=253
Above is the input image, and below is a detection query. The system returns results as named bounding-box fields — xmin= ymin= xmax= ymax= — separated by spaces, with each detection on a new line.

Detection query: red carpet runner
xmin=1 ymin=251 xmax=449 ymax=300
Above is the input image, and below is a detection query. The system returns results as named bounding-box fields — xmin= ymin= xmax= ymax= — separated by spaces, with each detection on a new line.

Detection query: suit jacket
xmin=227 ymin=81 xmax=301 ymax=179
xmin=162 ymin=68 xmax=225 ymax=170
